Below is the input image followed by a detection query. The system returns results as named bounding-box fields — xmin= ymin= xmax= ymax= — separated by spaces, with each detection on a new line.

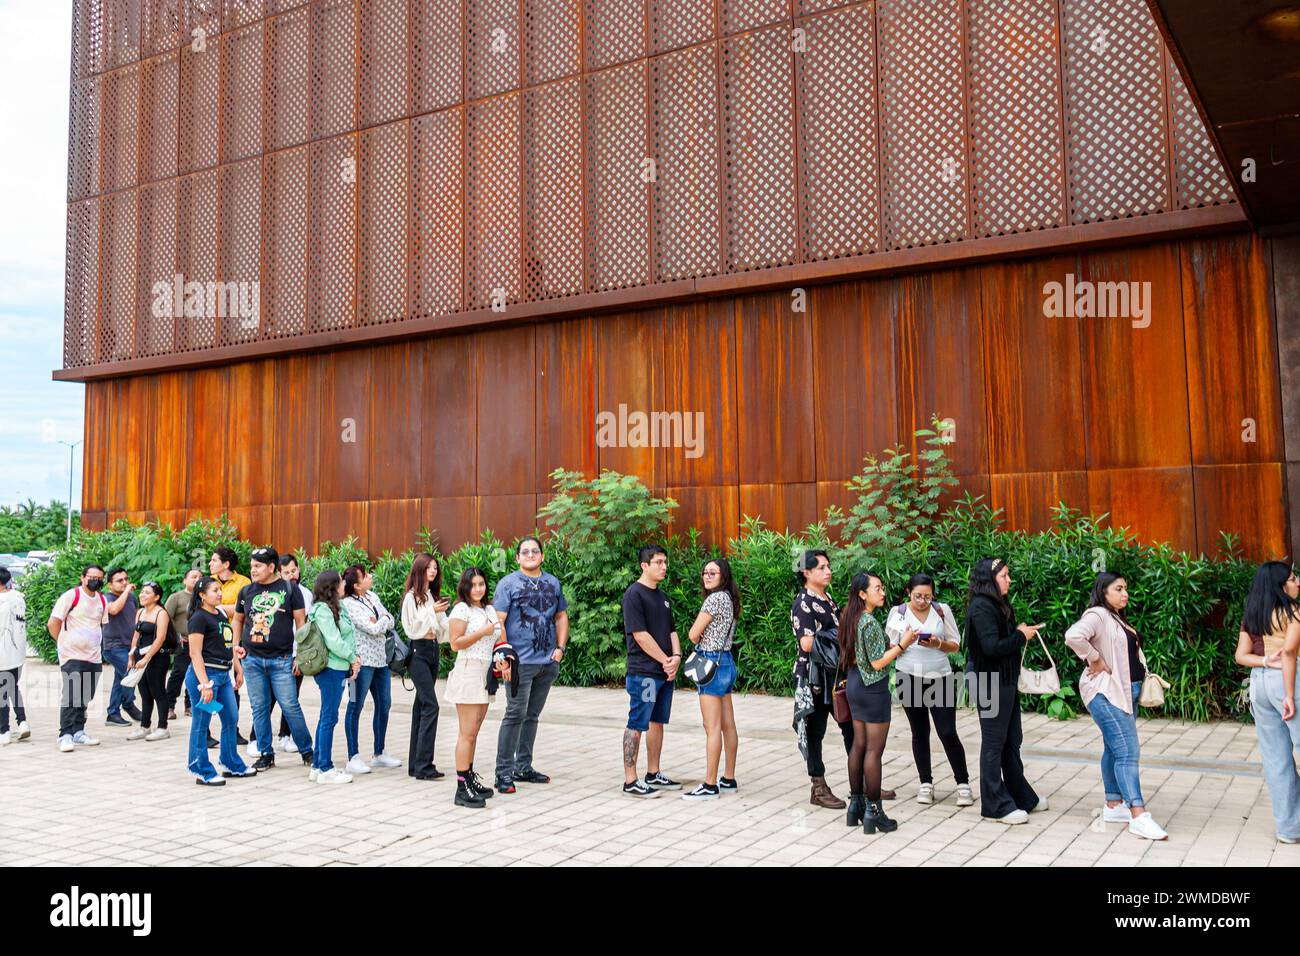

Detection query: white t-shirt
xmin=50 ymin=587 xmax=109 ymax=664
xmin=0 ymin=589 xmax=27 ymax=670
xmin=884 ymin=601 xmax=960 ymax=677
xmin=448 ymin=602 xmax=501 ymax=663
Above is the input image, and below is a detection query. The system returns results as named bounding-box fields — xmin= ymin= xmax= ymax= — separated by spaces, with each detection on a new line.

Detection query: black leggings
xmin=899 ymin=673 xmax=969 ymax=785
xmin=848 ymin=720 xmax=890 ymax=800
xmin=136 ymin=653 xmax=170 ymax=729
xmin=0 ymin=665 xmax=24 ymax=732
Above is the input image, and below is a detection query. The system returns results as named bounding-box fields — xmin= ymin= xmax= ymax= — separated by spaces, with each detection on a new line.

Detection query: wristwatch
xmin=199 ymin=680 xmax=213 ymax=690
xmin=555 ymin=645 xmax=566 ymax=657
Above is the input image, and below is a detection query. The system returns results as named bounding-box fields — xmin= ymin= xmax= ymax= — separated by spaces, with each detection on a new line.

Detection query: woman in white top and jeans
xmin=884 ymin=573 xmax=972 ymax=807
xmin=401 ymin=553 xmax=449 ymax=781
xmin=341 ymin=565 xmax=401 ymax=775
xmin=446 ymin=566 xmax=503 ymax=808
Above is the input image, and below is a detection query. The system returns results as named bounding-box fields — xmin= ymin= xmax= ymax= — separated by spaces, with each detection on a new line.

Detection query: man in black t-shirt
xmin=232 ymin=547 xmax=312 ymax=771
xmin=621 ymin=545 xmax=682 ymax=798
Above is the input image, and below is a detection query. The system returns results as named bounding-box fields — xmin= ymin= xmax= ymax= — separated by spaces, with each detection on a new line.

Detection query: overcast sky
xmin=0 ymin=0 xmax=84 ymax=510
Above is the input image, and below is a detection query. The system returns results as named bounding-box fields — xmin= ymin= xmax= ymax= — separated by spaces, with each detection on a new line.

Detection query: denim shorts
xmin=626 ymin=675 xmax=674 ymax=731
xmin=696 ymin=650 xmax=736 ymax=697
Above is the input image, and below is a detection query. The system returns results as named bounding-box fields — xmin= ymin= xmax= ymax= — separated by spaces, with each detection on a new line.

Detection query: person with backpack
xmin=401 ymin=553 xmax=450 ymax=782
xmin=307 ymin=570 xmax=360 ymax=784
xmin=124 ymin=583 xmax=173 ymax=741
xmin=0 ymin=567 xmax=29 ymax=746
xmin=46 ymin=564 xmax=109 ymax=752
xmin=184 ymin=576 xmax=256 ymax=785
xmin=341 ymin=564 xmax=401 ymax=776
xmin=680 ymin=557 xmax=741 ymax=800
xmin=445 ymin=566 xmax=502 ymax=808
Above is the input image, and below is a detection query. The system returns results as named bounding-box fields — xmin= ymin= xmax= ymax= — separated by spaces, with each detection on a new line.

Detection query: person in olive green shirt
xmin=164 ymin=568 xmax=202 ymax=719
xmin=307 ymin=570 xmax=360 ymax=785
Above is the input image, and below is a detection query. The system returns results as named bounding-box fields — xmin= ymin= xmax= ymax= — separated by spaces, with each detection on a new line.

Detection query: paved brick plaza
xmin=2 ymin=661 xmax=1294 ymax=867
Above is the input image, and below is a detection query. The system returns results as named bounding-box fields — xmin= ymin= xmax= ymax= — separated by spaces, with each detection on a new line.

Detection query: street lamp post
xmin=57 ymin=440 xmax=81 ymax=545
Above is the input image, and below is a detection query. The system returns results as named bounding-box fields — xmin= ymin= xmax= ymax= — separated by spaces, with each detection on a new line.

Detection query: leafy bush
xmin=0 ymin=499 xmax=80 ymax=552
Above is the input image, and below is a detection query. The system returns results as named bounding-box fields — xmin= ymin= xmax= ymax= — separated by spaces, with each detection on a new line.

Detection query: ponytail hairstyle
xmin=313 ymin=570 xmax=343 ymax=624
xmin=189 ymin=576 xmax=219 ymax=618
xmin=404 ymin=552 xmax=442 ymax=608
xmin=968 ymin=557 xmax=1012 ymax=619
xmin=837 ymin=571 xmax=881 ymax=669
xmin=1242 ymin=561 xmax=1299 ymax=639
xmin=342 ymin=564 xmax=366 ymax=599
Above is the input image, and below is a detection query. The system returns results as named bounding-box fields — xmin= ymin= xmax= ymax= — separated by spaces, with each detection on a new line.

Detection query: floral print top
xmin=856 ymin=613 xmax=889 ymax=687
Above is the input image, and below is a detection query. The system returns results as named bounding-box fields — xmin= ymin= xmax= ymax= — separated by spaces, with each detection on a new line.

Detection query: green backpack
xmin=295 ymin=617 xmax=329 ymax=677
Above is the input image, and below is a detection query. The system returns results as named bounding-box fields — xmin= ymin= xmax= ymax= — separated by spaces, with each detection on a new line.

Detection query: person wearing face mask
xmin=46 ymin=565 xmax=110 ymax=752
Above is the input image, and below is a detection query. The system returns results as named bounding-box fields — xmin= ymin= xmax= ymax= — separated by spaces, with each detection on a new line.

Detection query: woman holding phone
xmin=126 ymin=582 xmax=173 ymax=741
xmin=184 ymin=576 xmax=255 ymax=785
xmin=964 ymin=557 xmax=1044 ymax=824
xmin=402 ymin=553 xmax=450 ymax=781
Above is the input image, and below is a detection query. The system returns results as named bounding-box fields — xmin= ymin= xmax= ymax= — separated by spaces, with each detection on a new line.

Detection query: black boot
xmin=864 ymin=799 xmax=899 ymax=835
xmin=845 ymin=793 xmax=866 ymax=827
xmin=455 ymin=777 xmax=486 ymax=808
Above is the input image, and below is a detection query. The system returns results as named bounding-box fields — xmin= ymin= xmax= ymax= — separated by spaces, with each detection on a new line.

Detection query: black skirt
xmin=845 ymin=666 xmax=891 ymax=723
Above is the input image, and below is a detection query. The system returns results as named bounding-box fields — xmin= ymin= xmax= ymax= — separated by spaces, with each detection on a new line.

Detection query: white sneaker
xmin=1128 ymin=812 xmax=1168 ymax=841
xmin=245 ymin=740 xmax=262 ymax=758
xmin=996 ymin=809 xmax=1029 ymax=825
xmin=278 ymin=735 xmax=298 ymax=754
xmin=308 ymin=767 xmax=320 ymax=782
xmin=1103 ymin=803 xmax=1131 ymax=823
xmin=369 ymin=753 xmax=402 ymax=769
xmin=956 ymin=784 xmax=975 ymax=807
xmin=1030 ymin=796 xmax=1049 ymax=813
xmin=0 ymin=731 xmax=10 ymax=746
xmin=71 ymin=731 xmax=99 ymax=747
xmin=126 ymin=727 xmax=147 ymax=741
xmin=145 ymin=728 xmax=171 ymax=741
xmin=16 ymin=721 xmax=29 ymax=740
xmin=345 ymin=755 xmax=373 ymax=775
xmin=917 ymin=782 xmax=935 ymax=805
xmin=1278 ymin=834 xmax=1300 ymax=844
xmin=58 ymin=734 xmax=76 ymax=752
xmin=316 ymin=768 xmax=353 ymax=785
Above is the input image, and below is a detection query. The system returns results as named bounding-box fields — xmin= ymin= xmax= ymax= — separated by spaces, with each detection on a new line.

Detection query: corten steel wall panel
xmin=140 ymin=52 xmax=179 ymax=185
xmin=102 ymin=62 xmax=140 ymax=195
xmin=274 ymin=502 xmax=319 ymax=556
xmin=721 ymin=26 xmax=796 ymax=271
xmin=667 ymin=486 xmax=740 ymax=546
xmin=477 ymin=325 xmax=538 ymax=496
xmin=273 ymin=352 xmax=323 ymax=505
xmin=422 ymin=497 xmax=477 ymax=552
xmin=466 ymin=96 xmax=523 ymax=309
xmin=526 ymin=0 xmax=581 ymax=86
xmin=796 ymin=3 xmax=879 ymax=261
xmin=585 ymin=63 xmax=650 ymax=291
xmin=104 ymin=0 xmax=143 ymax=70
xmin=739 ymin=483 xmax=818 ymax=534
xmin=735 ymin=293 xmax=813 ymax=484
xmin=876 ymin=0 xmax=969 ymax=250
xmin=368 ymin=498 xmax=423 ymax=555
xmin=122 ymin=377 xmax=159 ymax=514
xmin=596 ymin=311 xmax=666 ymax=486
xmin=1061 ymin=0 xmax=1169 ymax=222
xmin=1181 ymin=235 xmax=1282 ymax=465
xmin=797 ymin=0 xmax=855 ymax=13
xmin=64 ymin=200 xmax=102 ymax=369
xmin=369 ymin=342 xmax=424 ymax=500
xmin=811 ymin=281 xmax=899 ymax=482
xmin=319 ymin=349 xmax=372 ymax=502
xmin=651 ymin=44 xmax=721 ymax=281
xmin=220 ymin=21 xmax=265 ymax=165
xmin=358 ymin=121 xmax=410 ymax=326
xmin=664 ymin=300 xmax=738 ymax=488
xmin=184 ymin=0 xmax=223 ymax=43
xmin=262 ymin=145 xmax=309 ymax=338
xmin=1079 ymin=242 xmax=1190 ymax=469
xmin=143 ymin=0 xmax=183 ymax=59
xmin=412 ymin=0 xmax=462 ymax=112
xmin=479 ymin=495 xmax=539 ymax=540
xmin=1086 ymin=467 xmax=1195 ymax=553
xmin=267 ymin=6 xmax=311 ymax=151
xmin=226 ymin=361 xmax=277 ymax=506
xmin=523 ymin=80 xmax=585 ymax=299
xmin=1194 ymin=464 xmax=1287 ymax=558
xmin=151 ymin=371 xmax=190 ymax=511
xmin=721 ymin=0 xmax=786 ymax=35
xmin=100 ymin=189 xmax=139 ymax=364
xmin=178 ymin=35 xmax=220 ymax=174
xmin=320 ymin=501 xmax=369 ymax=550
xmin=649 ymin=0 xmax=714 ymax=55
xmin=228 ymin=505 xmax=274 ymax=545
xmin=137 ymin=179 xmax=179 ymax=357
xmin=225 ymin=0 xmax=268 ymax=29
xmin=308 ymin=134 xmax=358 ymax=331
xmin=68 ymin=76 xmax=102 ymax=202
xmin=310 ymin=0 xmax=358 ymax=140
xmin=584 ymin=0 xmax=645 ymax=70
xmin=216 ymin=157 xmax=263 ymax=347
xmin=359 ymin=0 xmax=410 ymax=128
xmin=411 ymin=110 xmax=464 ymax=317
xmin=82 ymin=383 xmax=109 ymax=515
xmin=422 ymin=336 xmax=478 ymax=497
xmin=966 ymin=0 xmax=1066 ymax=237
xmin=101 ymin=380 xmax=127 ymax=513
xmin=467 ymin=0 xmax=520 ymax=99
xmin=535 ymin=318 xmax=597 ymax=485
xmin=979 ymin=255 xmax=1086 ymax=474
xmin=186 ymin=366 xmax=229 ymax=509
xmin=1165 ymin=52 xmax=1235 ymax=211
xmin=177 ymin=169 xmax=218 ymax=351
xmin=988 ymin=472 xmax=1090 ymax=534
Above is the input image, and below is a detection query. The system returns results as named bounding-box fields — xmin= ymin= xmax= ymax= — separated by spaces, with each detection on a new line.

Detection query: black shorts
xmin=846 ymin=667 xmax=891 ymax=723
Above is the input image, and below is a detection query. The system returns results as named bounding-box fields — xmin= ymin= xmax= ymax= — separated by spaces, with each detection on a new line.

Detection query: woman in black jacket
xmin=964 ymin=557 xmax=1046 ymax=824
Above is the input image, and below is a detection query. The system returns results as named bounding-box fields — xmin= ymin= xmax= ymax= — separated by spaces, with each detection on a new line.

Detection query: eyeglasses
xmin=912 ymin=594 xmax=933 ymax=603
xmin=701 ymin=569 xmax=720 ymax=577
xmin=519 ymin=548 xmax=542 ymax=557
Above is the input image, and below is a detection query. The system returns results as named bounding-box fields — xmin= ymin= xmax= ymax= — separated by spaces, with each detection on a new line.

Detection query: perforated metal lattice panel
xmin=411 ymin=108 xmax=464 ymax=318
xmin=412 ymin=0 xmax=462 ymax=112
xmin=585 ymin=0 xmax=644 ymax=71
xmin=524 ymin=78 xmax=584 ymax=299
xmin=308 ymin=134 xmax=357 ymax=331
xmin=176 ymin=169 xmax=217 ymax=351
xmin=143 ymin=0 xmax=182 ymax=58
xmin=184 ymin=0 xmax=223 ymax=46
xmin=223 ymin=0 xmax=265 ymax=30
xmin=311 ymin=0 xmax=358 ymax=141
xmin=649 ymin=0 xmax=714 ymax=55
xmin=72 ymin=0 xmax=105 ymax=81
xmin=137 ymin=179 xmax=178 ymax=356
xmin=217 ymin=158 xmax=263 ymax=346
xmin=468 ymin=0 xmax=520 ymax=100
xmin=525 ymin=0 xmax=580 ymax=86
xmin=68 ymin=76 xmax=102 ymax=202
xmin=102 ymin=62 xmax=140 ymax=195
xmin=1061 ymin=0 xmax=1169 ymax=222
xmin=585 ymin=61 xmax=650 ymax=291
xmin=267 ymin=5 xmax=310 ymax=151
xmin=139 ymin=52 xmax=178 ymax=184
xmin=360 ymin=0 xmax=410 ymax=128
xmin=64 ymin=199 xmax=102 ymax=368
xmin=358 ymin=121 xmax=410 ymax=325
xmin=652 ymin=43 xmax=720 ymax=280
xmin=796 ymin=2 xmax=879 ymax=260
xmin=220 ymin=21 xmax=264 ymax=164
xmin=178 ymin=33 xmax=220 ymax=173
xmin=100 ymin=189 xmax=139 ymax=364
xmin=1166 ymin=52 xmax=1235 ymax=210
xmin=721 ymin=0 xmax=787 ymax=36
xmin=967 ymin=0 xmax=1065 ymax=236
xmin=466 ymin=95 xmax=522 ymax=309
xmin=262 ymin=145 xmax=309 ymax=339
xmin=104 ymin=0 xmax=143 ymax=71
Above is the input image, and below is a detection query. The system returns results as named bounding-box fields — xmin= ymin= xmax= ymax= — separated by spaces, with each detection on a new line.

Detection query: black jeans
xmin=898 ymin=672 xmax=969 ymax=785
xmin=135 ymin=653 xmax=171 ymax=729
xmin=976 ymin=680 xmax=1039 ymax=818
xmin=59 ymin=660 xmax=101 ymax=737
xmin=804 ymin=692 xmax=853 ymax=778
xmin=165 ymin=651 xmax=191 ymax=711
xmin=0 ymin=665 xmax=24 ymax=732
xmin=407 ymin=640 xmax=441 ymax=777
xmin=495 ymin=661 xmax=559 ymax=778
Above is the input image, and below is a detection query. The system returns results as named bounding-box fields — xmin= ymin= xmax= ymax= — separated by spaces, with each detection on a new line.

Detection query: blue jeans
xmin=244 ymin=655 xmax=313 ymax=757
xmin=185 ymin=667 xmax=248 ymax=781
xmin=103 ymin=645 xmax=136 ymax=717
xmin=626 ymin=675 xmax=674 ymax=732
xmin=1250 ymin=667 xmax=1300 ymax=839
xmin=313 ymin=668 xmax=348 ymax=771
xmin=345 ymin=665 xmax=391 ymax=759
xmin=1089 ymin=681 xmax=1145 ymax=808
xmin=696 ymin=650 xmax=736 ymax=697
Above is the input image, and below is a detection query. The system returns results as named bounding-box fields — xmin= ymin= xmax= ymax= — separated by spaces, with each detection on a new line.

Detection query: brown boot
xmin=881 ymin=787 xmax=897 ymax=801
xmin=810 ymin=776 xmax=847 ymax=810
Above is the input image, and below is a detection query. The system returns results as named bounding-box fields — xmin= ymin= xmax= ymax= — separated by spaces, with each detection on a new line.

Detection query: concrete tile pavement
xmin=1 ymin=660 xmax=1296 ymax=867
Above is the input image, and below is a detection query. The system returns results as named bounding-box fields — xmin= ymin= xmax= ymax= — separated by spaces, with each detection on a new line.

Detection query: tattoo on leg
xmin=623 ymin=729 xmax=640 ymax=770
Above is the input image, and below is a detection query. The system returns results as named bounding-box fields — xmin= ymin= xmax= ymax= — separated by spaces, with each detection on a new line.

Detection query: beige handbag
xmin=1018 ymin=630 xmax=1061 ymax=695
xmin=1137 ymin=648 xmax=1170 ymax=708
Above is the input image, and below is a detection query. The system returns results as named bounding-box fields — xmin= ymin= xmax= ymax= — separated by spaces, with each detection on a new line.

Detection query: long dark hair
xmin=343 ymin=564 xmax=366 ymax=598
xmin=968 ymin=557 xmax=1012 ymax=619
xmin=457 ymin=567 xmax=488 ymax=608
xmin=837 ymin=571 xmax=881 ymax=669
xmin=189 ymin=576 xmax=219 ymax=618
xmin=1242 ymin=561 xmax=1299 ymax=639
xmin=1088 ymin=571 xmax=1136 ymax=637
xmin=313 ymin=570 xmax=342 ymax=624
xmin=701 ymin=556 xmax=741 ymax=620
xmin=404 ymin=552 xmax=442 ymax=607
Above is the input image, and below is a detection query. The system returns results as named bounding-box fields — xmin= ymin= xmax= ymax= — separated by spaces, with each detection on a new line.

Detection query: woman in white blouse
xmin=400 ymin=553 xmax=449 ymax=781
xmin=341 ymin=565 xmax=401 ymax=775
xmin=446 ymin=566 xmax=503 ymax=808
xmin=884 ymin=573 xmax=972 ymax=807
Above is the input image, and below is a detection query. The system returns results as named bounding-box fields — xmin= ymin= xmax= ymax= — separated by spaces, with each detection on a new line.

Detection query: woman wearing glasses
xmin=681 ymin=557 xmax=741 ymax=801
xmin=884 ymin=573 xmax=971 ymax=807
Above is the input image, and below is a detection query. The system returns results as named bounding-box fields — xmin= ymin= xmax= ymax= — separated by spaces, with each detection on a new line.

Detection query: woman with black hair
xmin=1065 ymin=572 xmax=1168 ymax=840
xmin=184 ymin=576 xmax=255 ymax=785
xmin=125 ymin=582 xmax=172 ymax=741
xmin=964 ymin=557 xmax=1044 ymax=824
xmin=446 ymin=566 xmax=502 ymax=808
xmin=1234 ymin=561 xmax=1300 ymax=843
xmin=401 ymin=552 xmax=450 ymax=781
xmin=885 ymin=573 xmax=971 ymax=807
xmin=307 ymin=570 xmax=359 ymax=785
xmin=839 ymin=572 xmax=916 ymax=834
xmin=682 ymin=557 xmax=742 ymax=800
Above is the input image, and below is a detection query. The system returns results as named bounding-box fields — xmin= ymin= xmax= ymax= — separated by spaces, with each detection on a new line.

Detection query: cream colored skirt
xmin=444 ymin=657 xmax=494 ymax=706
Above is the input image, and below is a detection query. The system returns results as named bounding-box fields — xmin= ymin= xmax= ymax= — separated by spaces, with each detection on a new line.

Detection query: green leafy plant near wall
xmin=19 ymin=430 xmax=1257 ymax=722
